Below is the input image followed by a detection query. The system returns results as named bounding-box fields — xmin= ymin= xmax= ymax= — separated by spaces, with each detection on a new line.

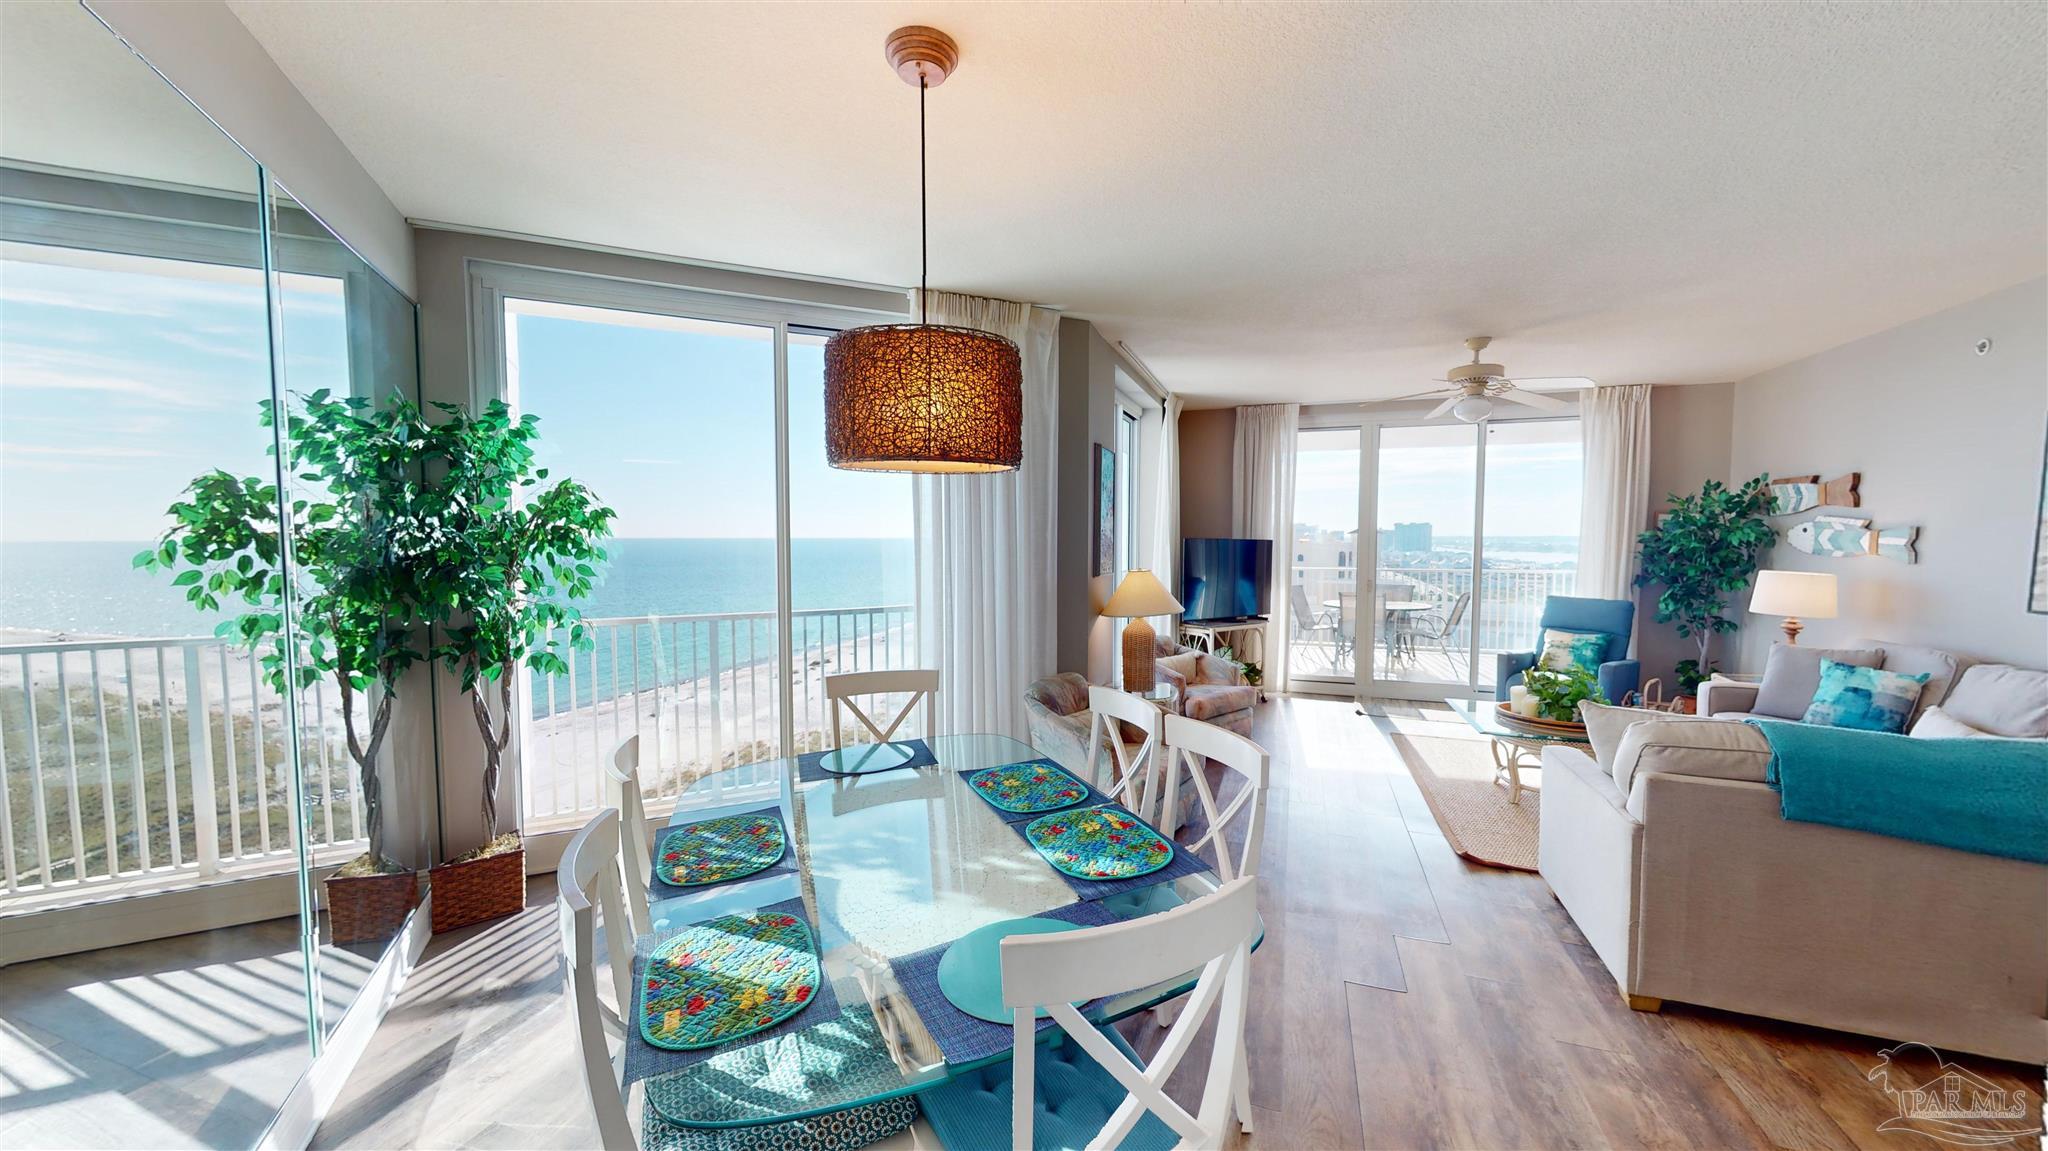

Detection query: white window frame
xmin=464 ymin=260 xmax=904 ymax=824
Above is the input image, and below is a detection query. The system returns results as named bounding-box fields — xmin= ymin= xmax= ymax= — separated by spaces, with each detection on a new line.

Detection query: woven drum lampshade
xmin=824 ymin=323 xmax=1022 ymax=472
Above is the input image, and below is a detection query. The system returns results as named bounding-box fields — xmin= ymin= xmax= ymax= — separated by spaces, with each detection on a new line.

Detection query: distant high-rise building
xmin=1393 ymin=522 xmax=1433 ymax=553
xmin=1377 ymin=528 xmax=1395 ymax=555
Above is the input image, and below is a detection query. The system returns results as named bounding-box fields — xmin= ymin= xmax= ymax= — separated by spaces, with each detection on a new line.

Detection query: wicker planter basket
xmin=430 ymin=837 xmax=526 ymax=933
xmin=327 ymin=868 xmax=419 ymax=945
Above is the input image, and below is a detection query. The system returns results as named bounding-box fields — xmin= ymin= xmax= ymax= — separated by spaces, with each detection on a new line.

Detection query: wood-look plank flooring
xmin=313 ymin=697 xmax=2043 ymax=1150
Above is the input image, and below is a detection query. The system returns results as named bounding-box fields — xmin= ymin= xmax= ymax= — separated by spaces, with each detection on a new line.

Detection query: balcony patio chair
xmin=556 ymin=807 xmax=922 ymax=1151
xmin=1289 ymin=584 xmax=1340 ymax=657
xmin=914 ymin=876 xmax=1261 ymax=1149
xmin=1405 ymin=591 xmax=1472 ymax=674
xmin=824 ymin=668 xmax=938 ymax=748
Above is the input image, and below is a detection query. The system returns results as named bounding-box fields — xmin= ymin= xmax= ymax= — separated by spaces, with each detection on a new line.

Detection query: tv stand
xmin=1178 ymin=617 xmax=1268 ymax=663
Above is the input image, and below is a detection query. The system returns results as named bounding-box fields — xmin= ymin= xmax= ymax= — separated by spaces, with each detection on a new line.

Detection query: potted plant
xmin=426 ymin=400 xmax=613 ymax=933
xmin=1522 ymin=665 xmax=1604 ymax=724
xmin=141 ymin=391 xmax=438 ymax=943
xmin=1633 ymin=475 xmax=1777 ymax=706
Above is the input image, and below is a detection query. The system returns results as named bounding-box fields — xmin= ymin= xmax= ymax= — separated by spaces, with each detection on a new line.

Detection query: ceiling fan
xmin=1391 ymin=337 xmax=1592 ymax=422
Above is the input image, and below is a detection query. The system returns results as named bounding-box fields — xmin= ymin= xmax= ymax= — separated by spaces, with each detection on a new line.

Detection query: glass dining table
xmin=636 ymin=733 xmax=1243 ymax=1130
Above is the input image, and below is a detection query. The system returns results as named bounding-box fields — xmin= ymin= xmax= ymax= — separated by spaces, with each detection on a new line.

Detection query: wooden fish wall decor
xmin=1787 ymin=515 xmax=1918 ymax=564
xmin=1769 ymin=473 xmax=1860 ymax=516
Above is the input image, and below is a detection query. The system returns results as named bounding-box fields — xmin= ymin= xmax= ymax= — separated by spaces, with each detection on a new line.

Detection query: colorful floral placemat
xmin=1024 ymin=805 xmax=1176 ymax=882
xmin=653 ymin=811 xmax=788 ymax=890
xmin=965 ymin=759 xmax=1090 ymax=815
xmin=650 ymin=805 xmax=797 ymax=901
xmin=1003 ymin=803 xmax=1213 ymax=902
xmin=796 ymin=738 xmax=937 ymax=783
xmin=639 ymin=906 xmax=821 ymax=1051
xmin=622 ymin=897 xmax=844 ymax=1087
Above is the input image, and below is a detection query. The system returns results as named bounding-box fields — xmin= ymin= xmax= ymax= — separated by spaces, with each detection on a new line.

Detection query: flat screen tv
xmin=1181 ymin=538 xmax=1272 ymax=623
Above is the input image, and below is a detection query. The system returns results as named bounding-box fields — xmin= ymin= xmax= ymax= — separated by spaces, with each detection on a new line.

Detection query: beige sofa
xmin=1540 ymin=661 xmax=2048 ymax=1063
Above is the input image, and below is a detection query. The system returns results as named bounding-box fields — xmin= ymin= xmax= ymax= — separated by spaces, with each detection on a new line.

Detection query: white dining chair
xmin=1085 ymin=685 xmax=1166 ymax=824
xmin=604 ymin=734 xmax=656 ymax=935
xmin=1160 ymin=714 xmax=1271 ymax=884
xmin=824 ymin=669 xmax=938 ymax=749
xmin=915 ymin=876 xmax=1260 ymax=1149
xmin=557 ymin=808 xmax=927 ymax=1151
xmin=557 ymin=807 xmax=645 ymax=1151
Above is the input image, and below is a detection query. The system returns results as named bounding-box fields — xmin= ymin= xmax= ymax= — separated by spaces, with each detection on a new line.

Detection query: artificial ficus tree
xmin=426 ymin=400 xmax=614 ymax=842
xmin=1632 ymin=474 xmax=1778 ymax=692
xmin=140 ymin=391 xmax=443 ymax=865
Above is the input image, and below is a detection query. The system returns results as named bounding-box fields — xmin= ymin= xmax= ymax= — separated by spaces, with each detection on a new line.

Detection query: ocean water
xmin=0 ymin=538 xmax=914 ymax=640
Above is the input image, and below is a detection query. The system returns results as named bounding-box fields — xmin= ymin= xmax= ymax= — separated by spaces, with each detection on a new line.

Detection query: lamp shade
xmin=824 ymin=323 xmax=1022 ymax=472
xmin=1102 ymin=569 xmax=1184 ymax=618
xmin=1749 ymin=570 xmax=1837 ymax=618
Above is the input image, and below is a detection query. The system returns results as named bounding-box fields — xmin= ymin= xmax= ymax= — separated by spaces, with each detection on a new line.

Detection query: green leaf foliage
xmin=1632 ymin=474 xmax=1777 ymax=681
xmin=1523 ymin=664 xmax=1606 ymax=723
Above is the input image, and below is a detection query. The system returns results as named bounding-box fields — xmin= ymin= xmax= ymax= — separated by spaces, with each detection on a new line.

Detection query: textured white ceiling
xmin=225 ymin=1 xmax=2045 ymax=406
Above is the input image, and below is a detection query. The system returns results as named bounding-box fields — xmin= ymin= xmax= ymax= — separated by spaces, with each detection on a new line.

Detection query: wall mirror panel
xmin=0 ymin=4 xmax=423 ymax=1146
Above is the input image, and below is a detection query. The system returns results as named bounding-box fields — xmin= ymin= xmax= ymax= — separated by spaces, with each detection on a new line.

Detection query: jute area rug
xmin=1388 ymin=730 xmax=1541 ymax=873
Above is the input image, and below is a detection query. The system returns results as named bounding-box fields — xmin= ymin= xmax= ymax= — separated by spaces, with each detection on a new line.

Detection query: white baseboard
xmin=259 ymin=893 xmax=433 ymax=1151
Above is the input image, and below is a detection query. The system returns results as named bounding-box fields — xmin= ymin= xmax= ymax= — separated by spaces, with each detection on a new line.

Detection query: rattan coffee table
xmin=1445 ymin=697 xmax=1592 ymax=804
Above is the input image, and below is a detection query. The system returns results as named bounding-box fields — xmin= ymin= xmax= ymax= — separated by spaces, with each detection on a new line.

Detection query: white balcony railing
xmin=1 ymin=604 xmax=919 ymax=904
xmin=0 ymin=635 xmax=366 ymax=902
xmin=1291 ymin=564 xmax=1580 ymax=679
xmin=523 ymin=604 xmax=916 ymax=826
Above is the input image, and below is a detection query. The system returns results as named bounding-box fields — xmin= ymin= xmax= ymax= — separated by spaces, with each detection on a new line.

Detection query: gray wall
xmin=1179 ymin=407 xmax=1238 ymax=541
xmin=1728 ymin=276 xmax=2048 ymax=671
xmin=1635 ymin=382 xmax=1736 ymax=690
xmin=86 ymin=0 xmax=415 ymax=296
xmin=1056 ymin=317 xmax=1121 ymax=683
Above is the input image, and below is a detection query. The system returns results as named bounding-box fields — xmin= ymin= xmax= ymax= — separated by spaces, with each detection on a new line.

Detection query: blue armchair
xmin=1494 ymin=595 xmax=1640 ymax=705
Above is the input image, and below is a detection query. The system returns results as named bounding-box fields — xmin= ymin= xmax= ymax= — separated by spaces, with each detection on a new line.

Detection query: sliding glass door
xmin=1294 ymin=414 xmax=1583 ymax=701
xmin=475 ymin=267 xmax=909 ymax=827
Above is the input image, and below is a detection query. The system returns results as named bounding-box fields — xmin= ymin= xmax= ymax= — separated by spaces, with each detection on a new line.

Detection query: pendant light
xmin=824 ymin=26 xmax=1022 ymax=473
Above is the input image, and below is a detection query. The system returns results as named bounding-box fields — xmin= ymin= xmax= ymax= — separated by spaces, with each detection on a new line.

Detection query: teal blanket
xmin=1747 ymin=720 xmax=2048 ymax=864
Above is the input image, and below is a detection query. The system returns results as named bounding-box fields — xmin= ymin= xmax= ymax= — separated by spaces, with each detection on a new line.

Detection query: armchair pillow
xmin=1156 ymin=652 xmax=1203 ymax=688
xmin=1752 ymin=643 xmax=1882 ymax=720
xmin=1539 ymin=629 xmax=1611 ymax=675
xmin=1801 ymin=659 xmax=1930 ymax=733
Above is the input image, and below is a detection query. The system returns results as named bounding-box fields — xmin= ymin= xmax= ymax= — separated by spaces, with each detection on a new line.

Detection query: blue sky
xmin=1294 ymin=420 xmax=1583 ymax=539
xmin=510 ymin=304 xmax=912 ymax=540
xmin=0 ymin=247 xmax=346 ymax=542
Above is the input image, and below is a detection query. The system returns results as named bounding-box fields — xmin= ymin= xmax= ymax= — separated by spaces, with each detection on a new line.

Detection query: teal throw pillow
xmin=1539 ymin=628 xmax=1610 ymax=674
xmin=1801 ymin=658 xmax=1930 ymax=733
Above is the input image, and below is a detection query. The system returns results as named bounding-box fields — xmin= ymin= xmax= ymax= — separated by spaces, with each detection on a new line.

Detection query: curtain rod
xmin=1113 ymin=340 xmax=1172 ymax=404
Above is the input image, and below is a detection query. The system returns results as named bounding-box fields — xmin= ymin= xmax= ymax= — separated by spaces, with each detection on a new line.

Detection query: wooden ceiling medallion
xmin=885 ymin=25 xmax=958 ymax=87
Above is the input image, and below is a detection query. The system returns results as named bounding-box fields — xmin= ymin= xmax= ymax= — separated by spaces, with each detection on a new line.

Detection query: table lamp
xmin=1748 ymin=570 xmax=1836 ymax=645
xmin=1102 ymin=569 xmax=1185 ymax=693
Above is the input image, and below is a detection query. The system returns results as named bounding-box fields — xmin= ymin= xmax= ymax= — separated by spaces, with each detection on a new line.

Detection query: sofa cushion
xmin=1800 ymin=660 xmax=1930 ymax=733
xmin=1910 ymin=706 xmax=2001 ymax=740
xmin=1578 ymin=701 xmax=1691 ymax=778
xmin=1155 ymin=652 xmax=1202 ymax=686
xmin=1853 ymin=638 xmax=1965 ymax=718
xmin=1183 ymin=684 xmax=1255 ymax=722
xmin=1942 ymin=664 xmax=2048 ymax=739
xmin=1612 ymin=717 xmax=1772 ymax=795
xmin=1753 ymin=643 xmax=1882 ymax=719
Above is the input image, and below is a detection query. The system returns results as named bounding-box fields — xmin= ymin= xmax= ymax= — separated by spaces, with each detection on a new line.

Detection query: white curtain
xmin=1576 ymin=383 xmax=1653 ymax=602
xmin=1148 ymin=393 xmax=1184 ymax=607
xmin=911 ymin=289 xmax=1060 ymax=739
xmin=1231 ymin=403 xmax=1299 ymax=692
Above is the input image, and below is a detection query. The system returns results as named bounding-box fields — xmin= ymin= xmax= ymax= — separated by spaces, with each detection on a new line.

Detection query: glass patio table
xmin=1445 ymin=696 xmax=1591 ymax=804
xmin=638 ymin=733 xmax=1241 ymax=1129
